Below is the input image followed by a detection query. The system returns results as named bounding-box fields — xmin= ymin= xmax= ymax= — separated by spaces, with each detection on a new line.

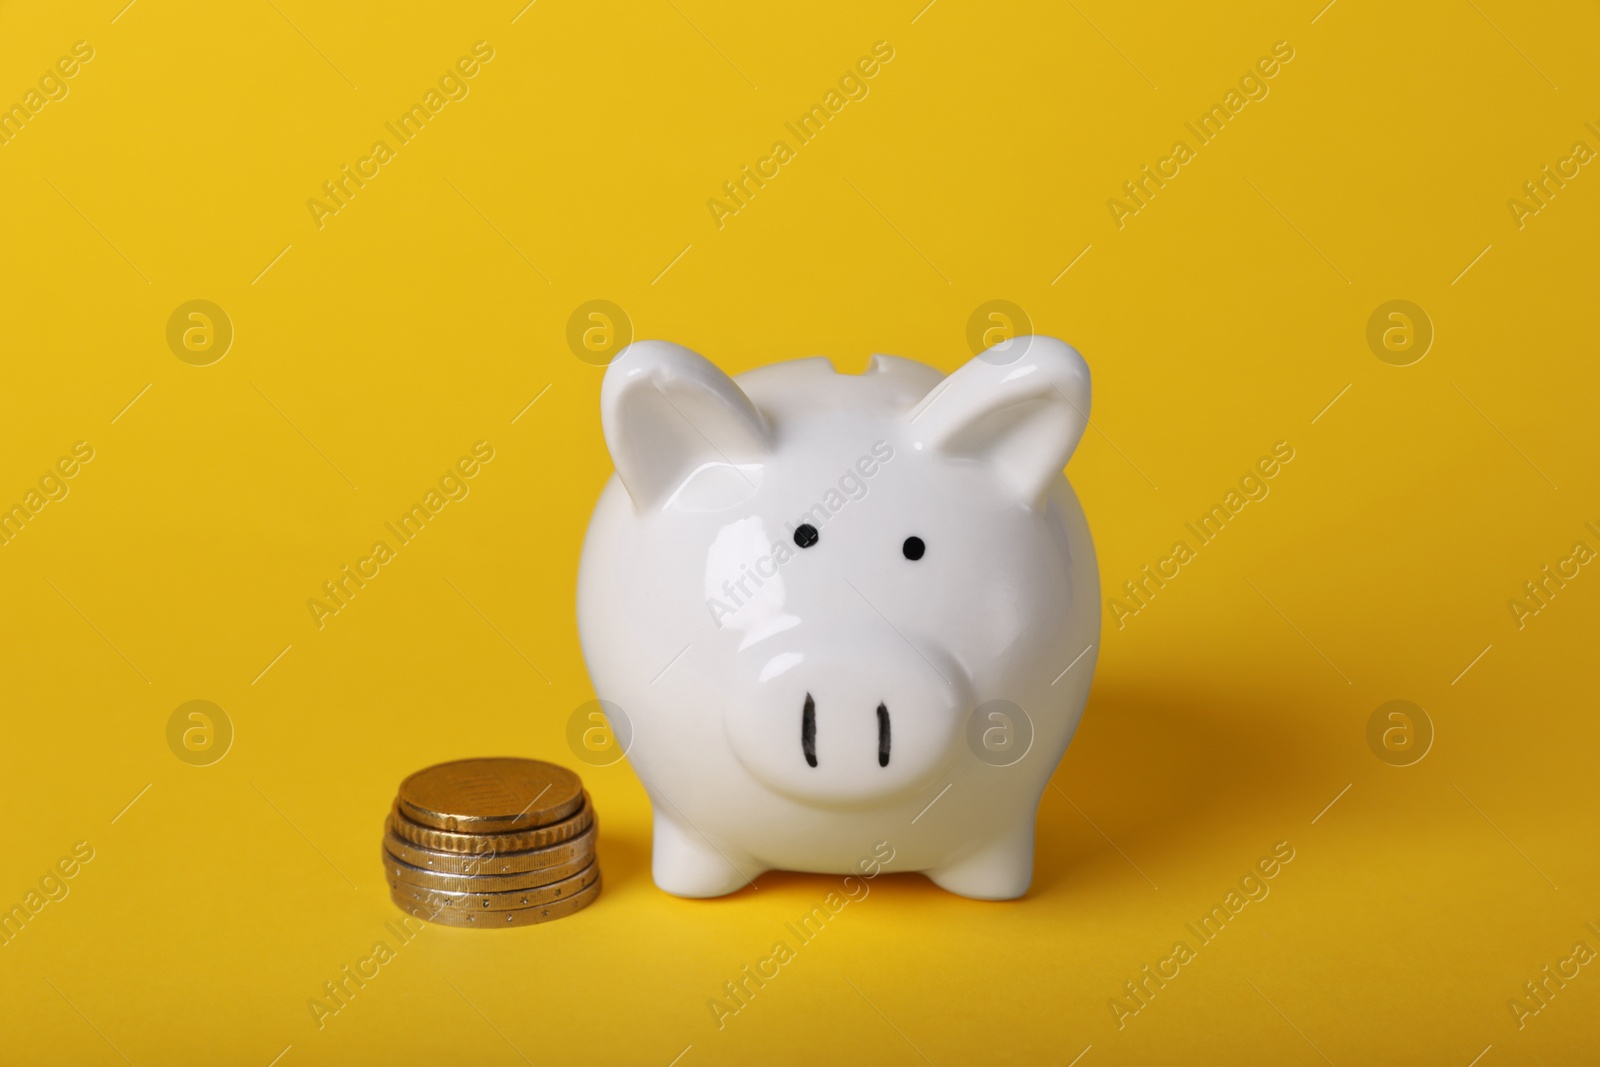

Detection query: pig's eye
xmin=902 ymin=536 xmax=925 ymax=561
xmin=793 ymin=524 xmax=820 ymax=549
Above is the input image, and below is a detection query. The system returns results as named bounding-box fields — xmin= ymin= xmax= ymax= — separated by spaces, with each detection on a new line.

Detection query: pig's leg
xmin=652 ymin=807 xmax=765 ymax=898
xmin=924 ymin=816 xmax=1035 ymax=900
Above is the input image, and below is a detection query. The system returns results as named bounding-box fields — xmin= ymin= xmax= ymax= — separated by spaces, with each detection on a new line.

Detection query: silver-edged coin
xmin=383 ymin=847 xmax=593 ymax=892
xmin=390 ymin=875 xmax=601 ymax=928
xmin=389 ymin=859 xmax=599 ymax=912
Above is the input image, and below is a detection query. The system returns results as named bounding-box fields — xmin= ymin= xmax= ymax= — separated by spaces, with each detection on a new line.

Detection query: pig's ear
xmin=906 ymin=336 xmax=1090 ymax=505
xmin=600 ymin=341 xmax=772 ymax=510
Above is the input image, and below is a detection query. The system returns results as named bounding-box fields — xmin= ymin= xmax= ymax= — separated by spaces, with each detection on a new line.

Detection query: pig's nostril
xmin=877 ymin=703 xmax=891 ymax=767
xmin=802 ymin=693 xmax=817 ymax=768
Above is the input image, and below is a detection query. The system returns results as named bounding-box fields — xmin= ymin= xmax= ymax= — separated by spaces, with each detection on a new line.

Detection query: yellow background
xmin=2 ymin=0 xmax=1597 ymax=1063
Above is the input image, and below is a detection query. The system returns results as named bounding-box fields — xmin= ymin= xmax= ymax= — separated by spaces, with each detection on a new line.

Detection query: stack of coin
xmin=383 ymin=757 xmax=600 ymax=927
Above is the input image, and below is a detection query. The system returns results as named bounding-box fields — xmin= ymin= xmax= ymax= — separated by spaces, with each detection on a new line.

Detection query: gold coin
xmin=388 ymin=793 xmax=594 ymax=854
xmin=390 ymin=860 xmax=600 ymax=912
xmin=397 ymin=757 xmax=584 ymax=832
xmin=391 ymin=873 xmax=601 ymax=928
xmin=382 ymin=817 xmax=597 ymax=875
xmin=383 ymin=846 xmax=593 ymax=892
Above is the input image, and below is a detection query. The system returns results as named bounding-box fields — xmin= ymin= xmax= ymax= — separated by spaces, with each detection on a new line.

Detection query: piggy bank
xmin=575 ymin=336 xmax=1099 ymax=899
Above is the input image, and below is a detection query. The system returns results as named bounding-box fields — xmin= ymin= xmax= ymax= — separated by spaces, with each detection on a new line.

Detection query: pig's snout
xmin=726 ymin=641 xmax=968 ymax=808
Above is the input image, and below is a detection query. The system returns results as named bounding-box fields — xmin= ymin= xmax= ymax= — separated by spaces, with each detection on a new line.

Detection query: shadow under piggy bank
xmin=599 ymin=680 xmax=1326 ymax=903
xmin=1031 ymin=678 xmax=1331 ymax=898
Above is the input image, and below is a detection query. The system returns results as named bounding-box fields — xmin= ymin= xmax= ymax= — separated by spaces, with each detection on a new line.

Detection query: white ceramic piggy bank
xmin=576 ymin=335 xmax=1099 ymax=899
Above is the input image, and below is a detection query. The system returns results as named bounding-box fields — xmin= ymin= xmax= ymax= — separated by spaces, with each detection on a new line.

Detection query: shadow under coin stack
xmin=384 ymin=757 xmax=600 ymax=928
